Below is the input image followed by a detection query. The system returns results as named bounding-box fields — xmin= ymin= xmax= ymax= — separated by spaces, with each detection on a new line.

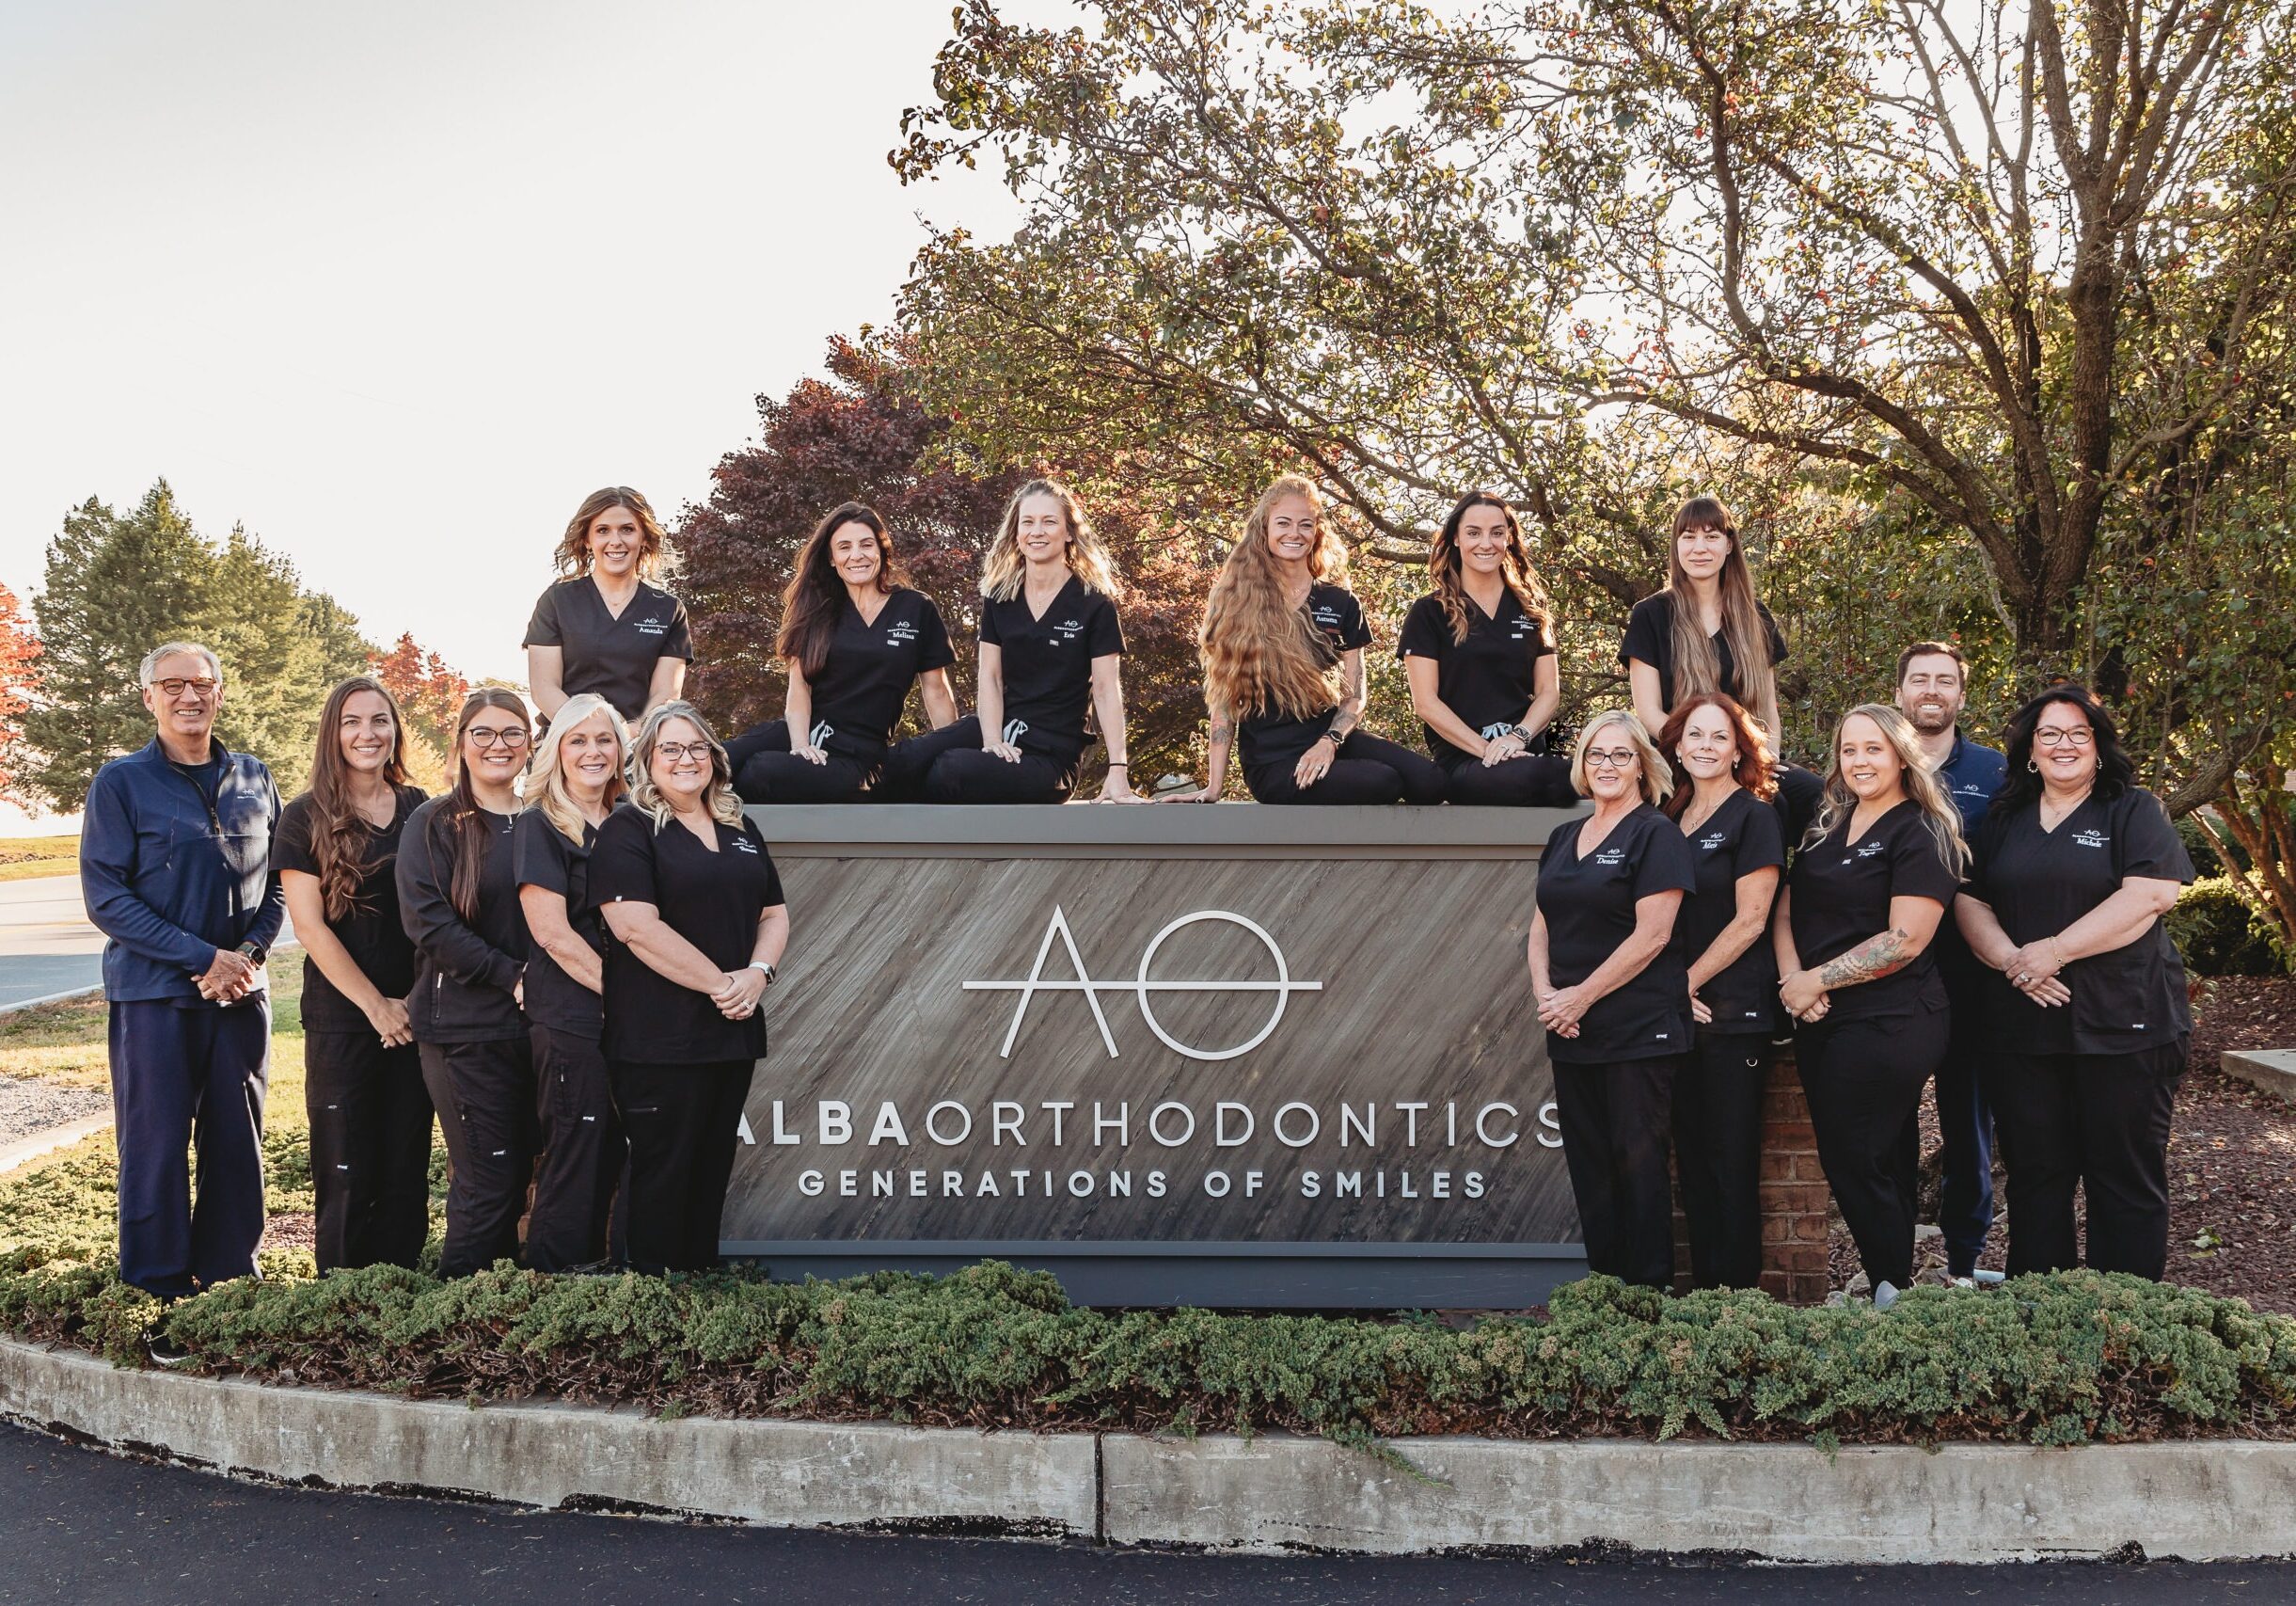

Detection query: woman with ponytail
xmin=1165 ymin=476 xmax=1447 ymax=805
xmin=724 ymin=502 xmax=958 ymax=803
xmin=396 ymin=690 xmax=535 ymax=1278
xmin=275 ymin=677 xmax=431 ymax=1272
xmin=1397 ymin=491 xmax=1574 ymax=806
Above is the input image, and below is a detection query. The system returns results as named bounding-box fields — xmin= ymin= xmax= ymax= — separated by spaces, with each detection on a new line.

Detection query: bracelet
xmin=1107 ymin=761 xmax=1128 ymax=769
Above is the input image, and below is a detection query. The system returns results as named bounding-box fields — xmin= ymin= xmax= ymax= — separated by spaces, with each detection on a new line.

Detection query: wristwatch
xmin=1510 ymin=724 xmax=1538 ymax=747
xmin=236 ymin=940 xmax=267 ymax=965
xmin=749 ymin=961 xmax=777 ymax=985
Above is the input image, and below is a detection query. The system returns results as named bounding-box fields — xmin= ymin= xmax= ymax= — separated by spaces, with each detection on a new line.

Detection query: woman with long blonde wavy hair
xmin=1164 ymin=476 xmax=1447 ymax=804
xmin=882 ymin=478 xmax=1139 ymax=803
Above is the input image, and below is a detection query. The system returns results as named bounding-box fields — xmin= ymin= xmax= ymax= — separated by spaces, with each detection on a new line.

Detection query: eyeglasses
xmin=654 ymin=741 xmax=713 ymax=763
xmin=466 ymin=727 xmax=530 ymax=750
xmin=1584 ymin=748 xmax=1639 ymax=771
xmin=2034 ymin=728 xmax=2095 ymax=748
xmin=151 ymin=677 xmax=218 ymax=698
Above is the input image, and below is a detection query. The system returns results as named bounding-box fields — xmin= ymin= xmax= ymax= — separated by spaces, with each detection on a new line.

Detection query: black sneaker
xmin=145 ymin=1332 xmax=193 ymax=1368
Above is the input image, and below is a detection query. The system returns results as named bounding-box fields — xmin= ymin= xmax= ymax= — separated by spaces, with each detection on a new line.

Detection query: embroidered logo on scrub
xmin=633 ymin=616 xmax=667 ymax=636
xmin=1592 ymin=848 xmax=1625 ymax=867
xmin=2072 ymin=829 xmax=2110 ymax=850
xmin=885 ymin=621 xmax=919 ymax=644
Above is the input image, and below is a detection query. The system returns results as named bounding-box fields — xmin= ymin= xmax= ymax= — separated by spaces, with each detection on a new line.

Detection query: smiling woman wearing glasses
xmin=395 ymin=690 xmax=536 ymax=1278
xmin=592 ymin=702 xmax=791 ymax=1274
xmin=1527 ymin=710 xmax=1696 ymax=1290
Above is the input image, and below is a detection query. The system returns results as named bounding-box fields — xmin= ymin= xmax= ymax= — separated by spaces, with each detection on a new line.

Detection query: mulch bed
xmin=1829 ymin=974 xmax=2296 ymax=1313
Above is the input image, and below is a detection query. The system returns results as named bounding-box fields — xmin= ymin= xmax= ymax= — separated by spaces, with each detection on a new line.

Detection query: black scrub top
xmin=1618 ymin=592 xmax=1788 ymax=714
xmin=1238 ymin=582 xmax=1373 ymax=769
xmin=524 ymin=576 xmax=694 ymax=723
xmin=1534 ymin=804 xmax=1698 ymax=1063
xmin=589 ymin=805 xmax=784 ymax=1065
xmin=801 ymin=588 xmax=956 ymax=760
xmin=514 ymin=810 xmax=606 ymax=1041
xmin=1967 ymin=787 xmax=2194 ymax=1056
xmin=977 ymin=575 xmax=1124 ymax=765
xmin=1675 ymin=787 xmax=1786 ymax=1035
xmin=272 ymin=785 xmax=428 ymax=1036
xmin=1787 ymin=799 xmax=1960 ymax=1021
xmin=1396 ymin=591 xmax=1556 ymax=767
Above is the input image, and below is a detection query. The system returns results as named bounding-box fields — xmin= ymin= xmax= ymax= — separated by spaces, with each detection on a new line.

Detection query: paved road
xmin=0 ymin=874 xmax=296 ymax=1010
xmin=1 ymin=1423 xmax=2290 ymax=1606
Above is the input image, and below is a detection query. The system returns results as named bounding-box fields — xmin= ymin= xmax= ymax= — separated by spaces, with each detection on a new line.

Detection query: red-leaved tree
xmin=0 ymin=583 xmax=41 ymax=805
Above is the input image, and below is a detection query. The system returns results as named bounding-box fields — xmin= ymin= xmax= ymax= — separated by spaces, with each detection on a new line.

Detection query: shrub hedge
xmin=2167 ymin=876 xmax=2286 ymax=976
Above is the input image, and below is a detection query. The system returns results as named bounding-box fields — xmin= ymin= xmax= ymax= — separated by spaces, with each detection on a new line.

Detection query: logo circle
xmin=1132 ymin=910 xmax=1299 ymax=1062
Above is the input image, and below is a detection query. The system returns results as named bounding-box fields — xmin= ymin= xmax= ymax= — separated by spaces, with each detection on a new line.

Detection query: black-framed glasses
xmin=654 ymin=741 xmax=714 ymax=763
xmin=152 ymin=677 xmax=218 ymax=698
xmin=467 ymin=727 xmax=530 ymax=750
xmin=2034 ymin=728 xmax=2095 ymax=748
xmin=1584 ymin=748 xmax=1639 ymax=771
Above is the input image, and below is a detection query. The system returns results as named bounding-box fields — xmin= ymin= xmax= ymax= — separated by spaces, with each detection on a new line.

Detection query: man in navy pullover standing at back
xmin=1897 ymin=641 xmax=2009 ymax=1285
xmin=80 ymin=643 xmax=282 ymax=1315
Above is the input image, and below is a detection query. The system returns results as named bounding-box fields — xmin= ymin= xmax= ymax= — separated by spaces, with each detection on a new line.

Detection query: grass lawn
xmin=0 ymin=835 xmax=78 ymax=883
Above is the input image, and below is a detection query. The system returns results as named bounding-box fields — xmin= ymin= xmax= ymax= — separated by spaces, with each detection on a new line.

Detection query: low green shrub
xmin=2166 ymin=876 xmax=2285 ymax=976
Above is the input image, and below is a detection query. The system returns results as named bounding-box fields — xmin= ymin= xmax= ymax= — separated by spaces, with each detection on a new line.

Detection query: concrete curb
xmin=0 ymin=983 xmax=102 ymax=1016
xmin=0 ymin=1112 xmax=111 ymax=1177
xmin=5 ymin=1337 xmax=2295 ymax=1561
xmin=2223 ymin=1048 xmax=2296 ymax=1105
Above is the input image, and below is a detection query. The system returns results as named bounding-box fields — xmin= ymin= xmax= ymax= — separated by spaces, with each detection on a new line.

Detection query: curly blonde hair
xmin=625 ymin=702 xmax=744 ymax=830
xmin=1199 ymin=476 xmax=1352 ymax=720
xmin=554 ymin=486 xmax=671 ymax=580
xmin=980 ymin=478 xmax=1124 ymax=603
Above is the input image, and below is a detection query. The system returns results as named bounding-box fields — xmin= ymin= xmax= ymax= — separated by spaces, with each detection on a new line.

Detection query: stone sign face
xmin=723 ymin=804 xmax=1588 ymax=1306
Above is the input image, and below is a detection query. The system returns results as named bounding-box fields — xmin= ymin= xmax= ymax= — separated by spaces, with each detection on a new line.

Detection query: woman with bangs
xmin=881 ymin=479 xmax=1138 ymax=803
xmin=1397 ymin=491 xmax=1574 ymax=806
xmin=1658 ymin=692 xmax=1784 ymax=1289
xmin=1621 ymin=496 xmax=1823 ymax=842
xmin=1773 ymin=703 xmax=1968 ymax=1310
xmin=1164 ymin=476 xmax=1447 ymax=805
xmin=725 ymin=502 xmax=959 ymax=804
xmin=514 ymin=692 xmax=631 ymax=1272
xmin=275 ymin=676 xmax=432 ymax=1273
xmin=593 ymin=703 xmax=790 ymax=1274
xmin=525 ymin=485 xmax=693 ymax=724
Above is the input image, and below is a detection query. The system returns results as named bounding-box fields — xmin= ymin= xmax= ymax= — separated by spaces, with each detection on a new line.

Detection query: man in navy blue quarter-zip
xmin=80 ymin=643 xmax=283 ymax=1304
xmin=1897 ymin=642 xmax=2008 ymax=1284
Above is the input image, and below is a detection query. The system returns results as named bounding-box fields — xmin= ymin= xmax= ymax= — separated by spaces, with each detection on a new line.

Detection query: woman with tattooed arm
xmin=1772 ymin=703 xmax=1967 ymax=1311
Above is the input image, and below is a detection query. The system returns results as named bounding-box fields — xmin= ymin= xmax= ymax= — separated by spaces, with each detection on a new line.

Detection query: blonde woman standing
xmin=1773 ymin=703 xmax=1967 ymax=1310
xmin=514 ymin=693 xmax=631 ymax=1272
xmin=593 ymin=703 xmax=790 ymax=1273
xmin=881 ymin=479 xmax=1138 ymax=803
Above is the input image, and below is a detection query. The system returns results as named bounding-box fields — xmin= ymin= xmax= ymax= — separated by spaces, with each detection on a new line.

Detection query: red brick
xmin=1761 ymin=1215 xmax=1790 ymax=1244
xmin=1759 ymin=1153 xmax=1797 ymax=1183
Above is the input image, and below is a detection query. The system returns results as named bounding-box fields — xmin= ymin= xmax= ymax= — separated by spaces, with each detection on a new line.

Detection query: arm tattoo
xmin=1817 ymin=927 xmax=1914 ymax=989
xmin=1209 ymin=719 xmax=1231 ymax=742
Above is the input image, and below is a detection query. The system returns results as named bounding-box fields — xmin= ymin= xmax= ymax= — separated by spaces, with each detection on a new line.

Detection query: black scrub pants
xmin=109 ymin=997 xmax=270 ymax=1297
xmin=1797 ymin=1006 xmax=1950 ymax=1291
xmin=418 ymin=1037 xmax=537 ymax=1279
xmin=1439 ymin=752 xmax=1576 ymax=807
xmin=1244 ymin=732 xmax=1449 ymax=805
xmin=727 ymin=719 xmax=877 ymax=805
xmin=1671 ymin=1031 xmax=1773 ymax=1289
xmin=1552 ymin=1055 xmax=1682 ymax=1290
xmin=884 ymin=716 xmax=1076 ymax=804
xmin=1932 ymin=950 xmax=1998 ymax=1276
xmin=612 ymin=1057 xmax=757 ymax=1274
xmin=305 ymin=1030 xmax=434 ymax=1273
xmin=1988 ymin=1040 xmax=2186 ymax=1280
xmin=527 ymin=1026 xmax=623 ymax=1272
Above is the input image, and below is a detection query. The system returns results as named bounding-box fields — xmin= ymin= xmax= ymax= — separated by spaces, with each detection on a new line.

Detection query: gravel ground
xmin=1829 ymin=975 xmax=2296 ymax=1312
xmin=0 ymin=1074 xmax=108 ymax=1146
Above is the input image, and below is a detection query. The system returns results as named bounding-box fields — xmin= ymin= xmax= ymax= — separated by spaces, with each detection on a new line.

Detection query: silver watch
xmin=749 ymin=961 xmax=777 ymax=985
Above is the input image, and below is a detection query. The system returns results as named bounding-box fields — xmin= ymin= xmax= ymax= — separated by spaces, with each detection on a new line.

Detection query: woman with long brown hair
xmin=1621 ymin=496 xmax=1822 ymax=839
xmin=1165 ymin=476 xmax=1447 ymax=804
xmin=275 ymin=676 xmax=432 ymax=1272
xmin=524 ymin=486 xmax=692 ymax=723
xmin=1657 ymin=692 xmax=1782 ymax=1289
xmin=882 ymin=479 xmax=1139 ymax=803
xmin=1398 ymin=490 xmax=1573 ymax=806
xmin=515 ymin=693 xmax=631 ymax=1271
xmin=724 ymin=502 xmax=959 ymax=803
xmin=395 ymin=689 xmax=535 ymax=1278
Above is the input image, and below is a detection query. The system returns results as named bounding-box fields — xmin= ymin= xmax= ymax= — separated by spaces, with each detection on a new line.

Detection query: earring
xmin=2027 ymin=758 xmax=2039 ymax=772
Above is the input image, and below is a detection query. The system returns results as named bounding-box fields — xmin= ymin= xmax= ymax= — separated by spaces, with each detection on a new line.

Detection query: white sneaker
xmin=1971 ymin=1269 xmax=2007 ymax=1286
xmin=1873 ymin=1280 xmax=1902 ymax=1312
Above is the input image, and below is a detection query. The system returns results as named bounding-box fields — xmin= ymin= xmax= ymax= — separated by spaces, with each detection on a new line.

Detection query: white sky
xmin=0 ymin=0 xmax=1046 ymax=698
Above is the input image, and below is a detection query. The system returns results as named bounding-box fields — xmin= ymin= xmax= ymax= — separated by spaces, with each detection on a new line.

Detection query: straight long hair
xmin=524 ymin=692 xmax=630 ymax=846
xmin=1656 ymin=692 xmax=1776 ymax=819
xmin=1806 ymin=702 xmax=1969 ymax=875
xmin=1992 ymin=683 xmax=2134 ymax=815
xmin=980 ymin=478 xmax=1124 ymax=603
xmin=432 ymin=689 xmax=531 ymax=922
xmin=301 ymin=676 xmax=411 ymax=924
xmin=554 ymin=486 xmax=670 ymax=580
xmin=1663 ymin=496 xmax=1780 ymax=739
xmin=626 ymin=701 xmax=745 ymax=831
xmin=779 ymin=502 xmax=895 ymax=679
xmin=1430 ymin=491 xmax=1550 ymax=645
xmin=1200 ymin=475 xmax=1351 ymax=720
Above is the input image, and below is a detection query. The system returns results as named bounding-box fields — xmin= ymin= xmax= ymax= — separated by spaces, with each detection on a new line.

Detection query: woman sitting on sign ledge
xmin=879 ymin=478 xmax=1141 ymax=803
xmin=524 ymin=485 xmax=692 ymax=727
xmin=1164 ymin=475 xmax=1447 ymax=805
xmin=724 ymin=501 xmax=959 ymax=803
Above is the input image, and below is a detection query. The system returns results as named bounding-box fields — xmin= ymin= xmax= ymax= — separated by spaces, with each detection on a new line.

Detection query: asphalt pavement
xmin=1 ymin=1423 xmax=2291 ymax=1606
xmin=0 ymin=873 xmax=297 ymax=1011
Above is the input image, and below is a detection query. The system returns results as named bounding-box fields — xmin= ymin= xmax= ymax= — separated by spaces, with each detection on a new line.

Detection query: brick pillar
xmin=1671 ymin=1046 xmax=1835 ymax=1305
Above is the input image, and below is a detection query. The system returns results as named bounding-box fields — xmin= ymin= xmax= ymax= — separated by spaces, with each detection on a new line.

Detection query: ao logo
xmin=963 ymin=907 xmax=1322 ymax=1063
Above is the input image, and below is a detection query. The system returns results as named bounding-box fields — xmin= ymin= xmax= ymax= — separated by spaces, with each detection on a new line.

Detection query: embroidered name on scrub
xmin=2073 ymin=829 xmax=2110 ymax=849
